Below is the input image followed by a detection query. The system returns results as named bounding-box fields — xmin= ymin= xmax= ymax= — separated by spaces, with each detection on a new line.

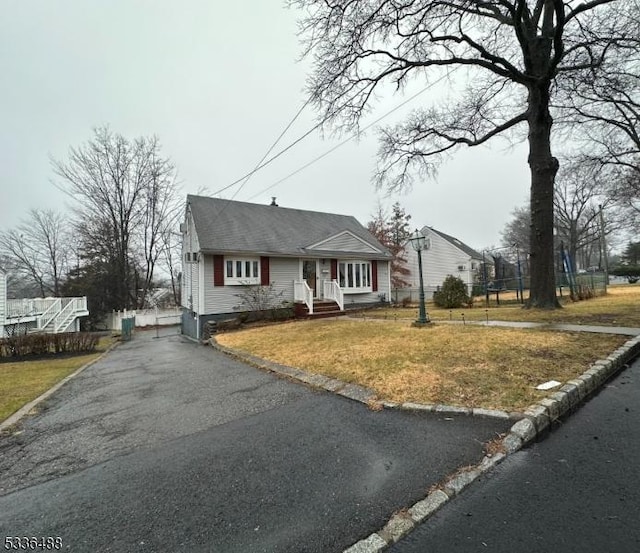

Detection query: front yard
xmin=216 ymin=320 xmax=627 ymax=411
xmin=0 ymin=337 xmax=114 ymax=423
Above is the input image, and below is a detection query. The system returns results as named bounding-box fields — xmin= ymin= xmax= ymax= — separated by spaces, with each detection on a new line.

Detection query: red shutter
xmin=213 ymin=255 xmax=224 ymax=286
xmin=331 ymin=259 xmax=337 ymax=281
xmin=260 ymin=256 xmax=270 ymax=285
xmin=372 ymin=260 xmax=378 ymax=292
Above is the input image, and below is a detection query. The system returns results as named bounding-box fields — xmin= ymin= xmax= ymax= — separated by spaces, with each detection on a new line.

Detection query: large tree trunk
xmin=527 ymin=83 xmax=561 ymax=309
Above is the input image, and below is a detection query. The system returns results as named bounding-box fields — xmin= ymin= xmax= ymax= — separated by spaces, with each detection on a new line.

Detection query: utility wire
xmin=211 ymin=82 xmax=398 ymax=196
xmin=214 ymin=67 xmax=458 ymax=200
xmin=246 ymin=74 xmax=453 ymax=201
xmin=227 ymin=96 xmax=312 ymax=202
xmin=210 ymin=97 xmax=327 ymax=196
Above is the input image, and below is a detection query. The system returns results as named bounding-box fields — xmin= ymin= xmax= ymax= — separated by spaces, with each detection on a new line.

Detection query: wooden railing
xmin=4 ymin=296 xmax=88 ymax=333
xmin=5 ymin=297 xmax=60 ymax=319
xmin=294 ymin=281 xmax=314 ymax=314
xmin=38 ymin=299 xmax=62 ymax=330
xmin=323 ymin=280 xmax=344 ymax=311
xmin=51 ymin=298 xmax=88 ymax=333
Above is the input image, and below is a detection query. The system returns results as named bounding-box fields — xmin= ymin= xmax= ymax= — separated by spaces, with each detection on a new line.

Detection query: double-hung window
xmin=224 ymin=257 xmax=260 ymax=285
xmin=338 ymin=261 xmax=372 ymax=293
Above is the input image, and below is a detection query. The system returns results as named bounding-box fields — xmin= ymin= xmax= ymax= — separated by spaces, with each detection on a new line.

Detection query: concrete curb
xmin=0 ymin=341 xmax=120 ymax=433
xmin=210 ymin=332 xmax=640 ymax=553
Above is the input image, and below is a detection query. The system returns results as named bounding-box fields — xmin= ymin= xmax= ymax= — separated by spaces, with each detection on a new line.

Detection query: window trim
xmin=224 ymin=256 xmax=261 ymax=285
xmin=338 ymin=260 xmax=373 ymax=293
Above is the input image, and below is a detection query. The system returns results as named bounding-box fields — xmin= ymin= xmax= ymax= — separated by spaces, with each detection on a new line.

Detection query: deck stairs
xmin=1 ymin=296 xmax=89 ymax=335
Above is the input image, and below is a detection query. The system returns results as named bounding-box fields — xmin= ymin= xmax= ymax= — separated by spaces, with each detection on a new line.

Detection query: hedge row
xmin=0 ymin=332 xmax=99 ymax=359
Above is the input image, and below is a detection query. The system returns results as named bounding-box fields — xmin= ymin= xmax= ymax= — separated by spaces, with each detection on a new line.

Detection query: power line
xmin=211 ymin=82 xmax=402 ymax=197
xmin=227 ymin=96 xmax=312 ymax=202
xmin=246 ymin=74 xmax=453 ymax=201
xmin=210 ymin=97 xmax=314 ymax=197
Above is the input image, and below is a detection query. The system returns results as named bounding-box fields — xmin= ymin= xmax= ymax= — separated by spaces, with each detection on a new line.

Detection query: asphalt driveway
xmin=0 ymin=329 xmax=511 ymax=552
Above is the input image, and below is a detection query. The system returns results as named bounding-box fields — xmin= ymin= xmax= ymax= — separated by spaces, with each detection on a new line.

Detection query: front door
xmin=302 ymin=260 xmax=318 ymax=298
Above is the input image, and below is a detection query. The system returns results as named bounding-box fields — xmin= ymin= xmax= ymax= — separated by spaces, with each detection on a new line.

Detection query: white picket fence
xmin=109 ymin=307 xmax=181 ymax=330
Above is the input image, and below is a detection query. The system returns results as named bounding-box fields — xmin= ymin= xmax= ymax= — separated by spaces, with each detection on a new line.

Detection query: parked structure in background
xmin=180 ymin=195 xmax=392 ymax=340
xmin=0 ymin=268 xmax=89 ymax=336
xmin=397 ymin=226 xmax=484 ymax=302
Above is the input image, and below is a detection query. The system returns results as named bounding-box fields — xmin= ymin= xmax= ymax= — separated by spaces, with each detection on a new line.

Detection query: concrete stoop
xmin=209 ymin=334 xmax=640 ymax=553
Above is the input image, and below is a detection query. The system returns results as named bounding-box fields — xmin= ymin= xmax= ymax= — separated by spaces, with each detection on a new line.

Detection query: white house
xmin=180 ymin=195 xmax=392 ymax=339
xmin=0 ymin=268 xmax=89 ymax=336
xmin=401 ymin=226 xmax=484 ymax=299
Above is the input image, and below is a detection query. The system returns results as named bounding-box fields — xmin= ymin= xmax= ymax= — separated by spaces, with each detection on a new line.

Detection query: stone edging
xmin=211 ymin=334 xmax=640 ymax=552
xmin=0 ymin=341 xmax=121 ymax=433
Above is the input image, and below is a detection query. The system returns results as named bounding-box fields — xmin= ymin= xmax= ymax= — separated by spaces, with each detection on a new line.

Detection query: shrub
xmin=610 ymin=265 xmax=640 ymax=283
xmin=0 ymin=332 xmax=99 ymax=359
xmin=234 ymin=283 xmax=294 ymax=322
xmin=234 ymin=283 xmax=285 ymax=312
xmin=433 ymin=275 xmax=470 ymax=309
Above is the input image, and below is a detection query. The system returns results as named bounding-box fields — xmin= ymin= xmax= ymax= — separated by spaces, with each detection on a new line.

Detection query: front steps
xmin=294 ymin=300 xmax=346 ymax=320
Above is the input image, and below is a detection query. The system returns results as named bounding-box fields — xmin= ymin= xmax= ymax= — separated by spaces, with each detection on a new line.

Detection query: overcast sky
xmin=1 ymin=0 xmax=531 ymax=251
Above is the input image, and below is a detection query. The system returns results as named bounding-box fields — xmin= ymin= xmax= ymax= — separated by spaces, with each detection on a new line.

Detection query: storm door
xmin=302 ymin=260 xmax=318 ymax=298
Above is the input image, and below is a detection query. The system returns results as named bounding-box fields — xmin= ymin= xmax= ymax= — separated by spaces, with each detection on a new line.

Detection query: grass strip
xmin=0 ymin=338 xmax=113 ymax=422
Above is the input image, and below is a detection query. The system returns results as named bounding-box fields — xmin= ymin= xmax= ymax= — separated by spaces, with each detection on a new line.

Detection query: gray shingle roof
xmin=422 ymin=226 xmax=483 ymax=260
xmin=187 ymin=195 xmax=391 ymax=259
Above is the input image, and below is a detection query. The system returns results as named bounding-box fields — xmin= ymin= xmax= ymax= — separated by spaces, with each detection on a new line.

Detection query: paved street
xmin=0 ymin=330 xmax=510 ymax=552
xmin=389 ymin=355 xmax=640 ymax=553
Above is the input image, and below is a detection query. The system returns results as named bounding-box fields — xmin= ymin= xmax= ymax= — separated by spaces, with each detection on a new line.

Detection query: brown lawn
xmin=216 ymin=320 xmax=627 ymax=411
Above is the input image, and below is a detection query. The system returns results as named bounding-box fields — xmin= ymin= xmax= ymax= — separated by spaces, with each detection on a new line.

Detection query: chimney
xmin=270 ymin=197 xmax=278 ymax=206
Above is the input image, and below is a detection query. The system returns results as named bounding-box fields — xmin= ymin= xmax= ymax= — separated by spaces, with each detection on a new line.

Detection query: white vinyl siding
xmin=403 ymin=229 xmax=479 ymax=296
xmin=269 ymin=258 xmax=298 ymax=303
xmin=203 ymin=256 xmax=297 ymax=314
xmin=181 ymin=209 xmax=200 ymax=311
xmin=0 ymin=270 xmax=6 ymax=330
xmin=309 ymin=231 xmax=380 ymax=254
xmin=198 ymin=254 xmax=389 ymax=315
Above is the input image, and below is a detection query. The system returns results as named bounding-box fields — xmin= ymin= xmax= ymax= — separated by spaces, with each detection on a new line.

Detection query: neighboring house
xmin=402 ymin=226 xmax=484 ymax=298
xmin=180 ymin=195 xmax=392 ymax=339
xmin=0 ymin=268 xmax=89 ymax=336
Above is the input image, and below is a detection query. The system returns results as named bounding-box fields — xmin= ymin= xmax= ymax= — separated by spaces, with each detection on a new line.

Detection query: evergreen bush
xmin=433 ymin=275 xmax=470 ymax=309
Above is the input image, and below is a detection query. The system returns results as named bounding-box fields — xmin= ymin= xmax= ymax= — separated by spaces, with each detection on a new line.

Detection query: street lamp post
xmin=409 ymin=229 xmax=430 ymax=325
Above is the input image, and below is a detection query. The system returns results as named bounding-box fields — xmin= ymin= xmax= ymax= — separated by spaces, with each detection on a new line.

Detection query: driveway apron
xmin=0 ymin=330 xmax=511 ymax=552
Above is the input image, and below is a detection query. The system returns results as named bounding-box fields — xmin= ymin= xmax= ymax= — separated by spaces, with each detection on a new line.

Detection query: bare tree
xmin=53 ymin=127 xmax=180 ymax=310
xmin=553 ymin=161 xmax=610 ymax=267
xmin=291 ymin=0 xmax=640 ymax=308
xmin=136 ymin=152 xmax=181 ymax=307
xmin=159 ymin=226 xmax=182 ymax=306
xmin=560 ymin=42 xmax=640 ymax=234
xmin=502 ymin=161 xmax=619 ymax=271
xmin=562 ymin=44 xmax=640 ymax=175
xmin=501 ymin=205 xmax=531 ymax=255
xmin=0 ymin=209 xmax=70 ymax=297
xmin=601 ymin=166 xmax=640 ymax=234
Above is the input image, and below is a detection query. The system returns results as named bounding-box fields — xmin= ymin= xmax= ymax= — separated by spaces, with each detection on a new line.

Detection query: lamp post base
xmin=412 ymin=319 xmax=433 ymax=328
